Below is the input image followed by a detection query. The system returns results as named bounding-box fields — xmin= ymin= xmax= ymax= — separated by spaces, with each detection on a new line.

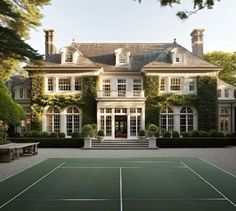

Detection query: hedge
xmin=156 ymin=137 xmax=235 ymax=148
xmin=8 ymin=138 xmax=84 ymax=148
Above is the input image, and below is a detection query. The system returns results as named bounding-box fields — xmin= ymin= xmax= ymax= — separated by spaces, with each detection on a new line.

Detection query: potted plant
xmin=147 ymin=124 xmax=158 ymax=148
xmin=97 ymin=130 xmax=105 ymax=142
xmin=138 ymin=129 xmax=146 ymax=142
xmin=147 ymin=124 xmax=158 ymax=137
xmin=82 ymin=124 xmax=93 ymax=148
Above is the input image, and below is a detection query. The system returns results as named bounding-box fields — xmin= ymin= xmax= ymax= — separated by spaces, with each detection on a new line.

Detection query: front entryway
xmin=115 ymin=115 xmax=127 ymax=138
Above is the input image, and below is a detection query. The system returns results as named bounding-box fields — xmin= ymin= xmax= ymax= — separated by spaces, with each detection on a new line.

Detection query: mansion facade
xmin=9 ymin=29 xmax=236 ymax=139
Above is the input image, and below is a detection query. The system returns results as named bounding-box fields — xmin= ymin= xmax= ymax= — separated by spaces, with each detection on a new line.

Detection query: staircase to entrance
xmin=89 ymin=139 xmax=150 ymax=149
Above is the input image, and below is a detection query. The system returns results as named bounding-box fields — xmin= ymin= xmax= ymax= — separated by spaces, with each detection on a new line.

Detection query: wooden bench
xmin=0 ymin=143 xmax=39 ymax=162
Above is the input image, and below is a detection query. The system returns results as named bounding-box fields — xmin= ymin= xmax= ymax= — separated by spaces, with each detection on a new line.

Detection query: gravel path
xmin=0 ymin=147 xmax=236 ymax=181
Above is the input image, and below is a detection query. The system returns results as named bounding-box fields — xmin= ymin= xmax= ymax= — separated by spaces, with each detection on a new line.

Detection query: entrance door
xmin=115 ymin=115 xmax=127 ymax=138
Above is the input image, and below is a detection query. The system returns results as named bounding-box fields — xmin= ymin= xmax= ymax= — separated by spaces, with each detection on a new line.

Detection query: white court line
xmin=199 ymin=158 xmax=236 ymax=178
xmin=15 ymin=197 xmax=225 ymax=202
xmin=59 ymin=166 xmax=142 ymax=169
xmin=126 ymin=161 xmax=174 ymax=163
xmin=180 ymin=161 xmax=236 ymax=208
xmin=120 ymin=168 xmax=123 ymax=211
xmin=0 ymin=158 xmax=49 ymax=183
xmin=0 ymin=162 xmax=65 ymax=209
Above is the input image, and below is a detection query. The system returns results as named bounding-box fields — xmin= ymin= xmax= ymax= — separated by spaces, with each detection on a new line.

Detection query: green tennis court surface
xmin=0 ymin=158 xmax=235 ymax=211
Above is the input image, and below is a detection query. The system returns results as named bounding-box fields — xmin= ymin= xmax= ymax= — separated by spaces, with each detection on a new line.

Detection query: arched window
xmin=46 ymin=107 xmax=60 ymax=133
xmin=160 ymin=106 xmax=174 ymax=132
xmin=66 ymin=106 xmax=80 ymax=136
xmin=180 ymin=107 xmax=194 ymax=133
xmin=65 ymin=50 xmax=73 ymax=62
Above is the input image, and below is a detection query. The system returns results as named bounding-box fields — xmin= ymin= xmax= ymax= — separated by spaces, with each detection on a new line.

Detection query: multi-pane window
xmin=160 ymin=78 xmax=165 ymax=91
xmin=170 ymin=78 xmax=181 ymax=91
xmin=160 ymin=107 xmax=174 ymax=132
xmin=19 ymin=88 xmax=24 ymax=98
xmin=119 ymin=54 xmax=126 ymax=64
xmin=189 ymin=80 xmax=195 ymax=91
xmin=133 ymin=79 xmax=142 ymax=96
xmin=47 ymin=78 xmax=54 ymax=91
xmin=219 ymin=108 xmax=229 ymax=133
xmin=102 ymin=80 xmax=111 ymax=97
xmin=180 ymin=107 xmax=194 ymax=133
xmin=59 ymin=78 xmax=71 ymax=91
xmin=46 ymin=107 xmax=60 ymax=134
xmin=130 ymin=116 xmax=141 ymax=137
xmin=106 ymin=116 xmax=112 ymax=136
xmin=118 ymin=79 xmax=126 ymax=97
xmin=75 ymin=77 xmax=82 ymax=91
xmin=224 ymin=89 xmax=229 ymax=98
xmin=65 ymin=52 xmax=73 ymax=62
xmin=217 ymin=89 xmax=221 ymax=98
xmin=66 ymin=107 xmax=80 ymax=136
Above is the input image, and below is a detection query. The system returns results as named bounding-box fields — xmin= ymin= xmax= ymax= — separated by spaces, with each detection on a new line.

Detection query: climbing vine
xmin=30 ymin=73 xmax=98 ymax=130
xmin=197 ymin=76 xmax=217 ymax=131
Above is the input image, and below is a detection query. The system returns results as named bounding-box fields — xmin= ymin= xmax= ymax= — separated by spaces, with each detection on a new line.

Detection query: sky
xmin=28 ymin=0 xmax=236 ymax=55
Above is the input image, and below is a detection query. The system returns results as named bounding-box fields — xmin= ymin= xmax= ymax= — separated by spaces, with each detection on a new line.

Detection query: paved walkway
xmin=0 ymin=147 xmax=236 ymax=181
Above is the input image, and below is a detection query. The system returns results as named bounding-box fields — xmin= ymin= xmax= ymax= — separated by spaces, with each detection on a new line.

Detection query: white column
xmin=42 ymin=113 xmax=47 ymax=132
xmin=71 ymin=77 xmax=75 ymax=92
xmin=60 ymin=113 xmax=66 ymax=135
xmin=141 ymin=105 xmax=145 ymax=130
xmin=112 ymin=109 xmax=115 ymax=139
xmin=55 ymin=77 xmax=58 ymax=92
xmin=127 ymin=108 xmax=130 ymax=138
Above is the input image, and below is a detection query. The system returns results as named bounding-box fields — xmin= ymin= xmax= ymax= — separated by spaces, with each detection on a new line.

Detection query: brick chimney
xmin=44 ymin=29 xmax=56 ymax=59
xmin=190 ymin=28 xmax=204 ymax=59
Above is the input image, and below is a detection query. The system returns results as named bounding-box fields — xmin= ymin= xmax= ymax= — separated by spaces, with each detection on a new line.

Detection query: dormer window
xmin=60 ymin=46 xmax=82 ymax=64
xmin=176 ymin=57 xmax=180 ymax=63
xmin=65 ymin=51 xmax=73 ymax=63
xmin=119 ymin=53 xmax=127 ymax=64
xmin=114 ymin=48 xmax=131 ymax=68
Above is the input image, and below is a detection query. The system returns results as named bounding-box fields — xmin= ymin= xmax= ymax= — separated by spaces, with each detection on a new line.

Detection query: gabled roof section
xmin=142 ymin=45 xmax=221 ymax=72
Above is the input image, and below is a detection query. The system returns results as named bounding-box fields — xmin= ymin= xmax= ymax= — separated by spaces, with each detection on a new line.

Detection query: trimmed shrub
xmin=49 ymin=133 xmax=57 ymax=138
xmin=58 ymin=133 xmax=66 ymax=138
xmin=172 ymin=131 xmax=180 ymax=138
xmin=231 ymin=132 xmax=236 ymax=137
xmin=216 ymin=132 xmax=224 ymax=137
xmin=191 ymin=130 xmax=200 ymax=137
xmin=209 ymin=130 xmax=217 ymax=137
xmin=147 ymin=124 xmax=158 ymax=137
xmin=41 ymin=132 xmax=50 ymax=138
xmin=225 ymin=133 xmax=231 ymax=137
xmin=199 ymin=130 xmax=209 ymax=137
xmin=10 ymin=132 xmax=21 ymax=137
xmin=72 ymin=132 xmax=81 ymax=138
xmin=181 ymin=132 xmax=191 ymax=137
xmin=138 ymin=129 xmax=145 ymax=137
xmin=97 ymin=130 xmax=104 ymax=136
xmin=82 ymin=124 xmax=93 ymax=137
xmin=162 ymin=131 xmax=171 ymax=138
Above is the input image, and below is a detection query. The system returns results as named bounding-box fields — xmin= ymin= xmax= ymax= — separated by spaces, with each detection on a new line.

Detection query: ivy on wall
xmin=30 ymin=73 xmax=98 ymax=130
xmin=197 ymin=76 xmax=217 ymax=131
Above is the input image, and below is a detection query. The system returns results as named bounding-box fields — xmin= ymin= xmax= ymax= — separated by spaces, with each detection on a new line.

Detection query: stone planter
xmin=149 ymin=136 xmax=158 ymax=148
xmin=83 ymin=137 xmax=91 ymax=148
xmin=98 ymin=136 xmax=104 ymax=143
xmin=138 ymin=136 xmax=146 ymax=142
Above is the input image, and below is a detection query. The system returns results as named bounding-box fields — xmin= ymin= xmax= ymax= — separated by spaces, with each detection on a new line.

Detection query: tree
xmin=134 ymin=0 xmax=221 ymax=19
xmin=0 ymin=0 xmax=50 ymax=81
xmin=204 ymin=52 xmax=236 ymax=86
xmin=0 ymin=80 xmax=25 ymax=141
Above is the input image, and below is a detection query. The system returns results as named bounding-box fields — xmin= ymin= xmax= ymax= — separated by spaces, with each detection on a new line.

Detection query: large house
xmin=9 ymin=29 xmax=236 ymax=138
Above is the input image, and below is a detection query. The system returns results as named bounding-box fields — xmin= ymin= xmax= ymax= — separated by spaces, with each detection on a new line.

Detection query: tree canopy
xmin=204 ymin=52 xmax=236 ymax=86
xmin=0 ymin=0 xmax=50 ymax=81
xmin=0 ymin=80 xmax=25 ymax=141
xmin=134 ymin=0 xmax=221 ymax=19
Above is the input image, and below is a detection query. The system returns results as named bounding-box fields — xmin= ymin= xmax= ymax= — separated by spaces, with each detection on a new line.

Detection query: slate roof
xmin=28 ymin=42 xmax=219 ymax=72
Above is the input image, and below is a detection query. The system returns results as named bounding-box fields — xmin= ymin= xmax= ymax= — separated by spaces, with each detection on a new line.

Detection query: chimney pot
xmin=190 ymin=28 xmax=204 ymax=59
xmin=44 ymin=29 xmax=56 ymax=59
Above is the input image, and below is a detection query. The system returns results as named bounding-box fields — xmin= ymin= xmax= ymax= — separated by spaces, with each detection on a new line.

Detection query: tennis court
xmin=0 ymin=157 xmax=235 ymax=211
